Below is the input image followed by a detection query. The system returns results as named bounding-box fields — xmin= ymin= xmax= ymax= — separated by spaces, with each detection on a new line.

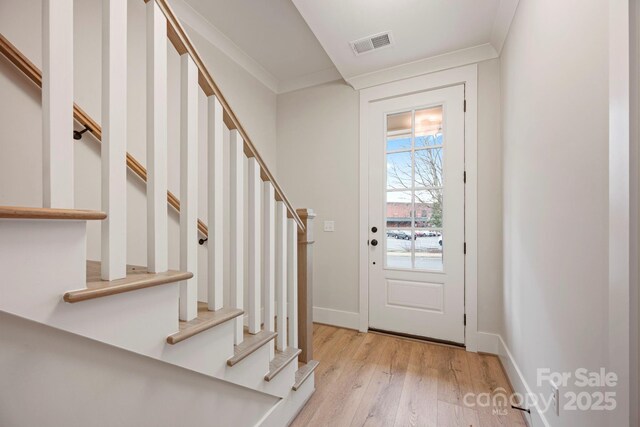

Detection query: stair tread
xmin=167 ymin=302 xmax=244 ymax=345
xmin=0 ymin=205 xmax=106 ymax=220
xmin=227 ymin=330 xmax=277 ymax=366
xmin=64 ymin=261 xmax=192 ymax=303
xmin=264 ymin=347 xmax=301 ymax=382
xmin=292 ymin=360 xmax=319 ymax=391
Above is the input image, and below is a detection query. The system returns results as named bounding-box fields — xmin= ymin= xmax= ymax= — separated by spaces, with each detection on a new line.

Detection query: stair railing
xmin=0 ymin=0 xmax=313 ymax=361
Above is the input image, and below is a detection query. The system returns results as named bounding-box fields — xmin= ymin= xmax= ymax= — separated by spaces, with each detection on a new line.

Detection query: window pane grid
xmin=388 ymin=146 xmax=443 ymax=155
xmin=414 ymin=145 xmax=443 ymax=152
xmin=385 ymin=105 xmax=444 ymax=271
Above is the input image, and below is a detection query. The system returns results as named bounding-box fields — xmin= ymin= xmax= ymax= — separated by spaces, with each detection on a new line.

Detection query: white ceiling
xmin=175 ymin=0 xmax=341 ymax=93
xmin=292 ymin=0 xmax=519 ymax=88
xmin=171 ymin=0 xmax=519 ymax=93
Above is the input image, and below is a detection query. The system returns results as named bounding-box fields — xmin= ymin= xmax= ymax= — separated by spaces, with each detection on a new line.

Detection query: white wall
xmin=0 ymin=312 xmax=276 ymax=427
xmin=276 ymin=60 xmax=503 ymax=333
xmin=276 ymin=81 xmax=360 ymax=323
xmin=476 ymin=59 xmax=504 ymax=335
xmin=500 ymin=0 xmax=609 ymax=425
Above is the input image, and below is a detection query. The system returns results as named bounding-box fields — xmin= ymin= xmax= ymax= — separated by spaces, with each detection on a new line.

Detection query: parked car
xmin=395 ymin=230 xmax=416 ymax=240
xmin=438 ymin=236 xmax=443 ymax=246
xmin=387 ymin=230 xmax=400 ymax=238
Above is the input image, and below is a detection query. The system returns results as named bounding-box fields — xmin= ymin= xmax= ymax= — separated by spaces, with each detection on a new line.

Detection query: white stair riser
xmin=221 ymin=343 xmax=271 ymax=390
xmin=0 ymin=219 xmax=87 ymax=315
xmin=263 ymin=357 xmax=299 ymax=399
xmin=163 ymin=321 xmax=235 ymax=376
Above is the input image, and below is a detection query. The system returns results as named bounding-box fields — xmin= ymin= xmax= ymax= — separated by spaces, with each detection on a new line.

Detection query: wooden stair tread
xmin=227 ymin=330 xmax=277 ymax=367
xmin=167 ymin=302 xmax=244 ymax=345
xmin=264 ymin=347 xmax=301 ymax=382
xmin=0 ymin=205 xmax=106 ymax=220
xmin=64 ymin=261 xmax=191 ymax=303
xmin=292 ymin=360 xmax=319 ymax=391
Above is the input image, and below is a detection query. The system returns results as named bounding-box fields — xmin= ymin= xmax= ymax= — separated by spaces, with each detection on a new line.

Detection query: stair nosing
xmin=227 ymin=330 xmax=277 ymax=367
xmin=167 ymin=307 xmax=244 ymax=345
xmin=64 ymin=273 xmax=193 ymax=302
xmin=264 ymin=347 xmax=302 ymax=382
xmin=292 ymin=360 xmax=319 ymax=391
xmin=65 ymin=263 xmax=193 ymax=303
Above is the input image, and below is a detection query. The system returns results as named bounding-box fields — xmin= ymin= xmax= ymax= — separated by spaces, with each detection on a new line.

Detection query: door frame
xmin=358 ymin=64 xmax=479 ymax=351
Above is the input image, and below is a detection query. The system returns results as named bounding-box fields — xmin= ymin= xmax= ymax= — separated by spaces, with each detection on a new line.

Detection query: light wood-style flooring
xmin=291 ymin=324 xmax=526 ymax=427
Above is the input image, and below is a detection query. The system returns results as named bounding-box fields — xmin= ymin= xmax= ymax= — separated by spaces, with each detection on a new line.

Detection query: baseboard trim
xmin=312 ymin=307 xmax=360 ymax=330
xmin=476 ymin=331 xmax=501 ymax=354
xmin=476 ymin=331 xmax=550 ymax=427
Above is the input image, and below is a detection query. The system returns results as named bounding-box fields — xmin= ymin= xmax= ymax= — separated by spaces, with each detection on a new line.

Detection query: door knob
xmin=371 ymin=239 xmax=378 ymax=246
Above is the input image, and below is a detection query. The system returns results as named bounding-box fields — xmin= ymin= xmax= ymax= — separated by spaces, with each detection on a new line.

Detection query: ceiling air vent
xmin=350 ymin=31 xmax=393 ymax=56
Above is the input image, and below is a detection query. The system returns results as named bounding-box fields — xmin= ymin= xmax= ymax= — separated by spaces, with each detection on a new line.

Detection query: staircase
xmin=0 ymin=1 xmax=317 ymax=426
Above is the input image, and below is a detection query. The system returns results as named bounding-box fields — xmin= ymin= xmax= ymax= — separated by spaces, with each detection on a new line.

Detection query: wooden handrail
xmin=0 ymin=24 xmax=303 ymax=233
xmin=149 ymin=0 xmax=304 ymax=231
xmin=0 ymin=205 xmax=106 ymax=220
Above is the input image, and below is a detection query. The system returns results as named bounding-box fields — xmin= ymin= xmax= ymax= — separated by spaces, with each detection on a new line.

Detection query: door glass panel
xmin=386 ymin=151 xmax=412 ymax=190
xmin=414 ymin=148 xmax=443 ymax=188
xmin=386 ymin=229 xmax=413 ymax=269
xmin=414 ymin=189 xmax=443 ymax=228
xmin=386 ymin=191 xmax=412 ymax=229
xmin=386 ymin=111 xmax=412 ymax=151
xmin=386 ymin=191 xmax=412 ymax=269
xmin=415 ymin=230 xmax=443 ymax=271
xmin=415 ymin=106 xmax=443 ymax=148
xmin=384 ymin=104 xmax=445 ymax=271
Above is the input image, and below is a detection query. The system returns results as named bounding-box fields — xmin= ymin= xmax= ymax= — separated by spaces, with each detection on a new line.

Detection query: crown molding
xmin=346 ymin=43 xmax=498 ymax=90
xmin=277 ymin=67 xmax=343 ymax=94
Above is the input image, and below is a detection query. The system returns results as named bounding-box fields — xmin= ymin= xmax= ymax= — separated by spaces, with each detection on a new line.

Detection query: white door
xmin=368 ymin=85 xmax=466 ymax=344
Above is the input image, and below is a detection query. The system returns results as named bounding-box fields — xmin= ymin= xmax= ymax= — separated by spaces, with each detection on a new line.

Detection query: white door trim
xmin=359 ymin=64 xmax=479 ymax=351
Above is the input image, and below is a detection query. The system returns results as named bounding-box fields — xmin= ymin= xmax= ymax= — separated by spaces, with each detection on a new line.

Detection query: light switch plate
xmin=324 ymin=220 xmax=335 ymax=232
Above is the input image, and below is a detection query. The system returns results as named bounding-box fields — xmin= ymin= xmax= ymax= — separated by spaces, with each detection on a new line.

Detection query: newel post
xmin=296 ymin=208 xmax=315 ymax=363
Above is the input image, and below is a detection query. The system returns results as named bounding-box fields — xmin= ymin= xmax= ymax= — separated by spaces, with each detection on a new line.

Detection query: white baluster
xmin=179 ymin=54 xmax=198 ymax=321
xmin=207 ymin=96 xmax=224 ymax=311
xmin=248 ymin=158 xmax=262 ymax=334
xmin=263 ymin=182 xmax=276 ymax=358
xmin=42 ymin=0 xmax=74 ymax=208
xmin=101 ymin=0 xmax=127 ymax=281
xmin=230 ymin=130 xmax=244 ymax=344
xmin=146 ymin=0 xmax=168 ymax=273
xmin=287 ymin=218 xmax=298 ymax=348
xmin=275 ymin=201 xmax=288 ymax=351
